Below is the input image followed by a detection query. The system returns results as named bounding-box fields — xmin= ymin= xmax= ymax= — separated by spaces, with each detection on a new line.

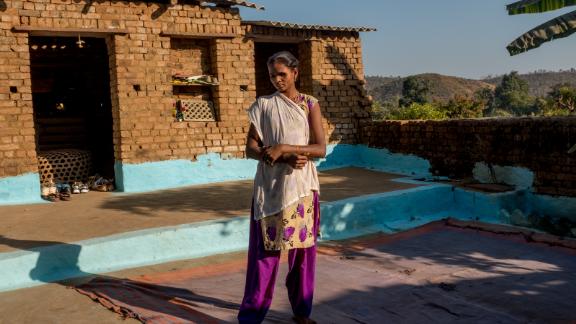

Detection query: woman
xmin=238 ymin=51 xmax=326 ymax=324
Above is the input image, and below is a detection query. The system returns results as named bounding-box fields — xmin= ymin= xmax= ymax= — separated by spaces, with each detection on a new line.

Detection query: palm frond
xmin=507 ymin=9 xmax=576 ymax=55
xmin=507 ymin=0 xmax=576 ymax=15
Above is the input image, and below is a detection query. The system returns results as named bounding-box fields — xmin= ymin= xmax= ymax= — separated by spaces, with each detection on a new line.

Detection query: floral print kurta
xmin=260 ymin=193 xmax=316 ymax=251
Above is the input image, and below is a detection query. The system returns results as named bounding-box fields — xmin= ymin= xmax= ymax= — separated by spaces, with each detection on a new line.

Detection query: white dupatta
xmin=248 ymin=92 xmax=320 ymax=220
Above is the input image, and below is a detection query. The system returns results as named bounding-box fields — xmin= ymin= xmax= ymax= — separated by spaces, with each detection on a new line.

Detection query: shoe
xmin=72 ymin=182 xmax=81 ymax=194
xmin=48 ymin=181 xmax=57 ymax=196
xmin=59 ymin=185 xmax=71 ymax=201
xmin=80 ymin=183 xmax=89 ymax=193
xmin=41 ymin=184 xmax=51 ymax=199
xmin=93 ymin=177 xmax=108 ymax=192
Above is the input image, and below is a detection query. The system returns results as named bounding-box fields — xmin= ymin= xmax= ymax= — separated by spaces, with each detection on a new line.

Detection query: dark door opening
xmin=30 ymin=36 xmax=115 ymax=184
xmin=254 ymin=42 xmax=300 ymax=97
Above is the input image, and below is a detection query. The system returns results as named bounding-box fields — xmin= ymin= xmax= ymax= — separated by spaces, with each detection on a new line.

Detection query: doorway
xmin=30 ymin=36 xmax=115 ymax=184
xmin=254 ymin=42 xmax=302 ymax=97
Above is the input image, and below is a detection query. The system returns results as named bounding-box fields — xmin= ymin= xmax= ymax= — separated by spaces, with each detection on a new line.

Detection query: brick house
xmin=0 ymin=0 xmax=375 ymax=203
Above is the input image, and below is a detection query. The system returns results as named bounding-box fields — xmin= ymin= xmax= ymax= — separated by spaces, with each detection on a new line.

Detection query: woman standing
xmin=238 ymin=51 xmax=326 ymax=324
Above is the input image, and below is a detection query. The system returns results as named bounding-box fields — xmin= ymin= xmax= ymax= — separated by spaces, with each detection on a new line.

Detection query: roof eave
xmin=242 ymin=20 xmax=377 ymax=32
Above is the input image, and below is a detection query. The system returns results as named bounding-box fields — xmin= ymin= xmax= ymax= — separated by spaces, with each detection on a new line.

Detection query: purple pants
xmin=238 ymin=192 xmax=320 ymax=324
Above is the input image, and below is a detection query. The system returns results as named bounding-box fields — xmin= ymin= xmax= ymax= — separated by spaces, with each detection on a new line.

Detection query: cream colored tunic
xmin=247 ymin=92 xmax=320 ymax=221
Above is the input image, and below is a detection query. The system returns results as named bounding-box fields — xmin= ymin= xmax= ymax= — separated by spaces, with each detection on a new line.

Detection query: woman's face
xmin=268 ymin=62 xmax=298 ymax=92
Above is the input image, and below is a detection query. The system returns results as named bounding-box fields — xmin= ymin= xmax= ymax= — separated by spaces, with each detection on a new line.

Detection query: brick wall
xmin=0 ymin=8 xmax=35 ymax=178
xmin=310 ymin=37 xmax=371 ymax=144
xmin=361 ymin=117 xmax=576 ymax=197
xmin=0 ymin=1 xmax=371 ymax=180
xmin=245 ymin=24 xmax=372 ymax=144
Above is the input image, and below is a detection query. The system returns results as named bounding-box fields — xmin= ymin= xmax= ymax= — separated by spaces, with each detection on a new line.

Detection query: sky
xmin=240 ymin=0 xmax=576 ymax=80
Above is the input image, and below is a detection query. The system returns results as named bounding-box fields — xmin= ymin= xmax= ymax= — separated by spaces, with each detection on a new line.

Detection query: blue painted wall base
xmin=114 ymin=144 xmax=432 ymax=194
xmin=114 ymin=154 xmax=257 ymax=193
xmin=0 ymin=173 xmax=44 ymax=206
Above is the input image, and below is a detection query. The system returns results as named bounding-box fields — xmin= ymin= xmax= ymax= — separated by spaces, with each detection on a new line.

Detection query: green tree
xmin=474 ymin=87 xmax=496 ymax=116
xmin=539 ymin=83 xmax=576 ymax=115
xmin=370 ymin=100 xmax=399 ymax=120
xmin=548 ymin=83 xmax=576 ymax=112
xmin=507 ymin=0 xmax=576 ymax=55
xmin=440 ymin=95 xmax=485 ymax=119
xmin=493 ymin=72 xmax=535 ymax=115
xmin=399 ymin=76 xmax=430 ymax=107
xmin=388 ymin=102 xmax=447 ymax=120
xmin=370 ymin=100 xmax=386 ymax=120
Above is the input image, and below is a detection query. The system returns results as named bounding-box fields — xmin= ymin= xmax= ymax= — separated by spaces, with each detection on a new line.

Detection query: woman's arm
xmin=264 ymin=102 xmax=326 ymax=163
xmin=245 ymin=124 xmax=265 ymax=161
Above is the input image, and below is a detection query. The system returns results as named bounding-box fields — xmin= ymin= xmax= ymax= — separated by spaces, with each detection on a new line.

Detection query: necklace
xmin=288 ymin=92 xmax=301 ymax=103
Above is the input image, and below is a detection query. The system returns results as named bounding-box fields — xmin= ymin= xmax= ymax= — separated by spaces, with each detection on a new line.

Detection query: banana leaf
xmin=507 ymin=9 xmax=576 ymax=55
xmin=507 ymin=0 xmax=576 ymax=15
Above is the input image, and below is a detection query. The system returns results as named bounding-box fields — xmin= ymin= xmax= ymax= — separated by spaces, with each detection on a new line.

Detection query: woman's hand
xmin=284 ymin=153 xmax=308 ymax=169
xmin=263 ymin=144 xmax=285 ymax=166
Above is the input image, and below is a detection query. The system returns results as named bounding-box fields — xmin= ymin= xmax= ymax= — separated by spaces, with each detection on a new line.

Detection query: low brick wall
xmin=361 ymin=116 xmax=576 ymax=197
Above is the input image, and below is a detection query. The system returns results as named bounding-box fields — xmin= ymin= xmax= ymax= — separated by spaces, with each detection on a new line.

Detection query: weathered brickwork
xmin=361 ymin=117 xmax=576 ymax=197
xmin=0 ymin=1 xmax=372 ymax=181
xmin=0 ymin=10 xmax=35 ymax=177
xmin=245 ymin=24 xmax=372 ymax=144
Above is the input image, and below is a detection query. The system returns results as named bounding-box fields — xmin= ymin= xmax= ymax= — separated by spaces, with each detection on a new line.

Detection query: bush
xmin=371 ymin=100 xmax=398 ymax=120
xmin=490 ymin=109 xmax=514 ymax=117
xmin=439 ymin=96 xmax=485 ymax=119
xmin=387 ymin=103 xmax=447 ymax=120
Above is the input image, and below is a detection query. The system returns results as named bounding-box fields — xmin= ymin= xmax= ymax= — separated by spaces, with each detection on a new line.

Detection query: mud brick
xmin=0 ymin=1 xmax=372 ymax=181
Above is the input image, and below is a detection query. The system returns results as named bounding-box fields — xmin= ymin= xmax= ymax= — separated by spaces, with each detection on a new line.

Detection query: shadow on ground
xmin=98 ymin=168 xmax=415 ymax=218
xmin=311 ymin=227 xmax=576 ymax=323
xmin=14 ymin=225 xmax=571 ymax=323
xmin=0 ymin=235 xmax=248 ymax=323
xmin=99 ymin=180 xmax=255 ymax=218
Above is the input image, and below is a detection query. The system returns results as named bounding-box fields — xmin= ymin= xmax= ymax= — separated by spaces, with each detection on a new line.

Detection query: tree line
xmin=371 ymin=72 xmax=576 ymax=120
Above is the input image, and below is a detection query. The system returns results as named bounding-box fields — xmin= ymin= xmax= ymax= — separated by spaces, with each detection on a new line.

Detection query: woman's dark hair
xmin=267 ymin=51 xmax=299 ymax=69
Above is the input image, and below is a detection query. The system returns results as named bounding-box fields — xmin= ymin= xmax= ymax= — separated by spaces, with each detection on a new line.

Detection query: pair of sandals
xmin=41 ymin=181 xmax=72 ymax=202
xmin=71 ymin=182 xmax=89 ymax=194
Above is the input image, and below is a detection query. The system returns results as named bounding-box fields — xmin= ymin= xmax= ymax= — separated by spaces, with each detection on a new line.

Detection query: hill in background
xmin=483 ymin=69 xmax=576 ymax=97
xmin=367 ymin=70 xmax=576 ymax=104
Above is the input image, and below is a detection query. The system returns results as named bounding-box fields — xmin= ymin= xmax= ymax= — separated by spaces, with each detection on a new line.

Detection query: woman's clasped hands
xmin=262 ymin=144 xmax=308 ymax=169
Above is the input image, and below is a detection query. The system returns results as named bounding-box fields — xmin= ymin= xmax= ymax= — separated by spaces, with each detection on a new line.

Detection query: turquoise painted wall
xmin=114 ymin=153 xmax=257 ymax=192
xmin=0 ymin=173 xmax=44 ymax=206
xmin=115 ymin=144 xmax=432 ymax=193
xmin=315 ymin=144 xmax=432 ymax=177
xmin=472 ymin=162 xmax=535 ymax=189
